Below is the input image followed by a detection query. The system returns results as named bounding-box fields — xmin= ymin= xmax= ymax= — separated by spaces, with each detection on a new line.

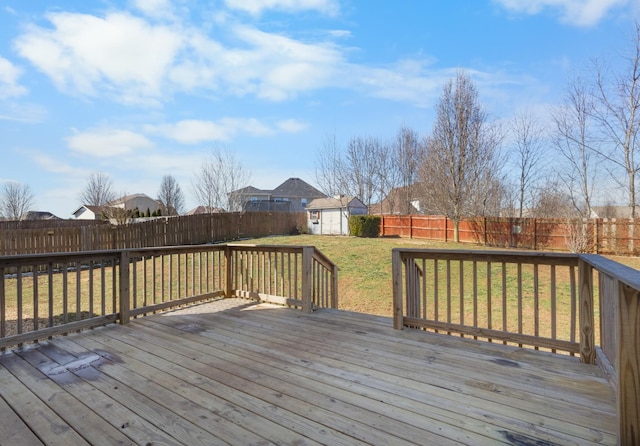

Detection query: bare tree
xmin=591 ymin=22 xmax=640 ymax=217
xmin=157 ymin=175 xmax=185 ymax=216
xmin=0 ymin=182 xmax=34 ymax=220
xmin=419 ymin=71 xmax=502 ymax=241
xmin=343 ymin=135 xmax=387 ymax=210
xmin=530 ymin=178 xmax=578 ymax=218
xmin=193 ymin=147 xmax=251 ymax=212
xmin=551 ymin=75 xmax=599 ymax=218
xmin=509 ymin=111 xmax=547 ymax=218
xmin=314 ymin=134 xmax=345 ymax=197
xmin=79 ymin=171 xmax=115 ymax=206
xmin=391 ymin=126 xmax=424 ymax=214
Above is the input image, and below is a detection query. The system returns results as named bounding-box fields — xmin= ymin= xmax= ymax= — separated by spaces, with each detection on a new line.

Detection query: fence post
xmin=578 ymin=257 xmax=595 ymax=364
xmin=409 ymin=215 xmax=413 ymax=239
xmin=392 ymin=249 xmax=404 ymax=329
xmin=444 ymin=217 xmax=448 ymax=242
xmin=483 ymin=217 xmax=488 ymax=246
xmin=224 ymin=245 xmax=233 ymax=298
xmin=119 ymin=251 xmax=130 ymax=325
xmin=302 ymin=247 xmax=313 ymax=313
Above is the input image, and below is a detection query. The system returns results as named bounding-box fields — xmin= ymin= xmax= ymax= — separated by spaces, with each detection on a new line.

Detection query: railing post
xmin=392 ymin=249 xmax=404 ymax=329
xmin=578 ymin=257 xmax=595 ymax=364
xmin=331 ymin=264 xmax=338 ymax=309
xmin=302 ymin=247 xmax=313 ymax=313
xmin=224 ymin=245 xmax=233 ymax=298
xmin=617 ymin=281 xmax=640 ymax=444
xmin=119 ymin=251 xmax=130 ymax=325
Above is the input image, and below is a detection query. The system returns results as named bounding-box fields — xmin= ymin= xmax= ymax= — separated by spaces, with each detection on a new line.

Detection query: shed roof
xmin=306 ymin=196 xmax=364 ymax=210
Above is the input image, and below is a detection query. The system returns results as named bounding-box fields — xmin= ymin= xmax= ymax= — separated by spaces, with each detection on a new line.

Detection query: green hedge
xmin=348 ymin=215 xmax=381 ymax=237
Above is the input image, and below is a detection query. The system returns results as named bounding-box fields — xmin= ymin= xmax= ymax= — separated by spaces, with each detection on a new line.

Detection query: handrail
xmin=392 ymin=248 xmax=638 ymax=443
xmin=0 ymin=243 xmax=338 ymax=349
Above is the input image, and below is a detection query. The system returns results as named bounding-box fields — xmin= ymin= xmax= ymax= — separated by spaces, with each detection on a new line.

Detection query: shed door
xmin=322 ymin=210 xmax=342 ymax=235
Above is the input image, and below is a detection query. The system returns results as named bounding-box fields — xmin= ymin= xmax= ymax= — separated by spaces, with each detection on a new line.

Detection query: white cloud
xmin=277 ymin=119 xmax=308 ymax=133
xmin=494 ymin=0 xmax=629 ymax=26
xmin=66 ymin=128 xmax=153 ymax=157
xmin=147 ymin=118 xmax=274 ymax=144
xmin=14 ymin=12 xmax=183 ymax=103
xmin=231 ymin=26 xmax=344 ymax=100
xmin=147 ymin=120 xmax=230 ymax=144
xmin=224 ymin=0 xmax=339 ymax=16
xmin=0 ymin=102 xmax=47 ymax=123
xmin=30 ymin=152 xmax=81 ymax=175
xmin=0 ymin=56 xmax=26 ymax=99
xmin=131 ymin=0 xmax=176 ymax=19
xmin=11 ymin=5 xmax=516 ymax=110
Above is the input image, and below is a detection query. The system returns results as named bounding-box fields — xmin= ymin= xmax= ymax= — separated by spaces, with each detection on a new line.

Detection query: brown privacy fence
xmin=380 ymin=214 xmax=640 ymax=255
xmin=0 ymin=212 xmax=307 ymax=255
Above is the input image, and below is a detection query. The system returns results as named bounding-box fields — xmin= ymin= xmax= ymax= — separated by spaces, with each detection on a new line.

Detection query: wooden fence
xmin=0 ymin=212 xmax=307 ymax=256
xmin=380 ymin=214 xmax=640 ymax=255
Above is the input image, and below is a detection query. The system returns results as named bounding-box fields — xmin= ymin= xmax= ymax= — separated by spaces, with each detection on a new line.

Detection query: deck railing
xmin=227 ymin=244 xmax=338 ymax=311
xmin=0 ymin=243 xmax=338 ymax=349
xmin=392 ymin=248 xmax=639 ymax=444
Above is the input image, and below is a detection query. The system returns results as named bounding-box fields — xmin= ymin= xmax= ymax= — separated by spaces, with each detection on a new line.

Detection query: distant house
xmin=370 ymin=184 xmax=423 ymax=215
xmin=72 ymin=205 xmax=109 ymax=220
xmin=109 ymin=193 xmax=162 ymax=215
xmin=184 ymin=206 xmax=225 ymax=215
xmin=74 ymin=193 xmax=162 ymax=220
xmin=228 ymin=186 xmax=273 ymax=212
xmin=21 ymin=211 xmax=61 ymax=221
xmin=306 ymin=196 xmax=368 ymax=235
xmin=590 ymin=205 xmax=640 ymax=219
xmin=228 ymin=178 xmax=326 ymax=213
xmin=271 ymin=178 xmax=326 ymax=212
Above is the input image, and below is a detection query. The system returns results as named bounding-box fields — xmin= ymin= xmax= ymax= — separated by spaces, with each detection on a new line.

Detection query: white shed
xmin=306 ymin=196 xmax=368 ymax=235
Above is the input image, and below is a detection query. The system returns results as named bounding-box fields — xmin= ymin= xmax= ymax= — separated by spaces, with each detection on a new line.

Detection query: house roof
xmin=108 ymin=193 xmax=160 ymax=206
xmin=370 ymin=185 xmax=421 ymax=215
xmin=72 ymin=205 xmax=108 ymax=216
xmin=272 ymin=178 xmax=324 ymax=199
xmin=21 ymin=211 xmax=61 ymax=220
xmin=184 ymin=206 xmax=225 ymax=215
xmin=306 ymin=196 xmax=364 ymax=210
xmin=229 ymin=185 xmax=271 ymax=195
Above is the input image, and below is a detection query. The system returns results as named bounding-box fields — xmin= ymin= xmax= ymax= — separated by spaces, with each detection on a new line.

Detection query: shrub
xmin=348 ymin=215 xmax=380 ymax=237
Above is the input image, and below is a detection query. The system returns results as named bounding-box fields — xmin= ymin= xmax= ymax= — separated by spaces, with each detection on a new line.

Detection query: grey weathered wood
xmin=118 ymin=251 xmax=130 ymax=325
xmin=0 ymin=300 xmax=618 ymax=445
xmin=392 ymin=249 xmax=403 ymax=330
xmin=578 ymin=259 xmax=596 ymax=364
xmin=618 ymin=282 xmax=640 ymax=445
xmin=301 ymin=247 xmax=313 ymax=313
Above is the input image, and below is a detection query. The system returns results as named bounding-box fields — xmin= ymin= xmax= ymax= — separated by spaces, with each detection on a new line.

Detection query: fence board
xmin=379 ymin=215 xmax=640 ymax=255
xmin=0 ymin=212 xmax=306 ymax=256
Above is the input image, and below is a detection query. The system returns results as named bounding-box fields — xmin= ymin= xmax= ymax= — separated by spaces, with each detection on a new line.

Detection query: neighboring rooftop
xmin=272 ymin=177 xmax=325 ymax=199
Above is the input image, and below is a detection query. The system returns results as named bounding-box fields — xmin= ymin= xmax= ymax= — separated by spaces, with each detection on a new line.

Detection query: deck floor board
xmin=0 ymin=299 xmax=618 ymax=445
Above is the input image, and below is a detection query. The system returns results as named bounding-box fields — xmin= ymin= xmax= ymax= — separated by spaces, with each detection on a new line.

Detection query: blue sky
xmin=0 ymin=0 xmax=638 ymax=217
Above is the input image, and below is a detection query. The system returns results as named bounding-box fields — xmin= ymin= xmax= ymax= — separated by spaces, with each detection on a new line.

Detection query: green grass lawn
xmin=239 ymin=234 xmax=640 ymax=339
xmin=237 ymin=235 xmax=497 ymax=315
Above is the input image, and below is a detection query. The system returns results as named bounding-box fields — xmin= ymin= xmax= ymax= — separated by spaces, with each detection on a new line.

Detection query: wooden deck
xmin=0 ymin=299 xmax=617 ymax=446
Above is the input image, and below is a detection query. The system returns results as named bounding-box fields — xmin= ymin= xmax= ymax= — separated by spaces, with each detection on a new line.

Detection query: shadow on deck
xmin=0 ymin=298 xmax=616 ymax=446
